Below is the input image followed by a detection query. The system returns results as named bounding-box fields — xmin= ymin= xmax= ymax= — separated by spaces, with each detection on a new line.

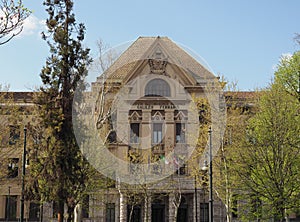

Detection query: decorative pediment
xmin=152 ymin=111 xmax=164 ymax=121
xmin=174 ymin=111 xmax=187 ymax=121
xmin=129 ymin=111 xmax=142 ymax=121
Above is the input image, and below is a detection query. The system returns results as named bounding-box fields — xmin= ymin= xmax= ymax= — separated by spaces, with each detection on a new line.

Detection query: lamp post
xmin=20 ymin=127 xmax=27 ymax=222
xmin=202 ymin=127 xmax=213 ymax=222
xmin=208 ymin=127 xmax=213 ymax=222
xmin=195 ymin=175 xmax=198 ymax=222
xmin=6 ymin=186 xmax=11 ymax=222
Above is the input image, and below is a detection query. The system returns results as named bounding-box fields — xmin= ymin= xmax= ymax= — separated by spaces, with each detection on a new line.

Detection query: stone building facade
xmin=82 ymin=36 xmax=226 ymax=222
xmin=0 ymin=36 xmax=231 ymax=221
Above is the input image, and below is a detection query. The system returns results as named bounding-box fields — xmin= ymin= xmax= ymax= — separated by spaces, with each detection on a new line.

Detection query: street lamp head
xmin=201 ymin=160 xmax=208 ymax=171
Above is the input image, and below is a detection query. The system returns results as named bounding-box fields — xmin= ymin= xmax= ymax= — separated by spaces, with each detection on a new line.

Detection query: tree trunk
xmin=74 ymin=203 xmax=82 ymax=222
xmin=143 ymin=195 xmax=150 ymax=222
xmin=173 ymin=192 xmax=181 ymax=222
xmin=173 ymin=205 xmax=179 ymax=222
xmin=39 ymin=203 xmax=43 ymax=222
xmin=221 ymin=136 xmax=232 ymax=222
xmin=225 ymin=198 xmax=232 ymax=222
xmin=129 ymin=205 xmax=134 ymax=222
xmin=119 ymin=192 xmax=126 ymax=222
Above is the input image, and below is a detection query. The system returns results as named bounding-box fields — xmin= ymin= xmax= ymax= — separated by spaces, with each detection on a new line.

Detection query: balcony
xmin=151 ymin=144 xmax=164 ymax=154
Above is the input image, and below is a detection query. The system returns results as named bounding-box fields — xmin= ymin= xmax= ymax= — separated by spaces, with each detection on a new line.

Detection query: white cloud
xmin=17 ymin=15 xmax=46 ymax=38
xmin=280 ymin=53 xmax=292 ymax=61
xmin=272 ymin=52 xmax=293 ymax=71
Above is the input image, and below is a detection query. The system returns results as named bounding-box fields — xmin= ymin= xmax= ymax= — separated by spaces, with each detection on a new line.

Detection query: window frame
xmin=152 ymin=122 xmax=163 ymax=144
xmin=7 ymin=158 xmax=19 ymax=178
xmin=200 ymin=203 xmax=209 ymax=222
xmin=145 ymin=79 xmax=171 ymax=97
xmin=130 ymin=123 xmax=140 ymax=144
xmin=106 ymin=203 xmax=115 ymax=222
xmin=5 ymin=195 xmax=17 ymax=220
xmin=9 ymin=125 xmax=20 ymax=145
xmin=29 ymin=202 xmax=40 ymax=220
xmin=175 ymin=123 xmax=186 ymax=144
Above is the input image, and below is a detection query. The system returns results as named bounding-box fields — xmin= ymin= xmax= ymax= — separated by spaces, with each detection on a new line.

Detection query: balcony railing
xmin=151 ymin=143 xmax=164 ymax=154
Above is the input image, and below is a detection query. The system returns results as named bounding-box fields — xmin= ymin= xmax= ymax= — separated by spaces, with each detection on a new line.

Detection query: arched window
xmin=145 ymin=79 xmax=170 ymax=97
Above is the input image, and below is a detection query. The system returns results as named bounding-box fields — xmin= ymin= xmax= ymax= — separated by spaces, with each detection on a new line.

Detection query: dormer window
xmin=145 ymin=79 xmax=170 ymax=97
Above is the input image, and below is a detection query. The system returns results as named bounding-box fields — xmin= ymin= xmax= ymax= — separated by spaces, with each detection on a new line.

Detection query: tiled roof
xmin=98 ymin=37 xmax=156 ymax=82
xmin=0 ymin=92 xmax=34 ymax=103
xmin=225 ymin=91 xmax=258 ymax=100
xmin=98 ymin=36 xmax=215 ymax=84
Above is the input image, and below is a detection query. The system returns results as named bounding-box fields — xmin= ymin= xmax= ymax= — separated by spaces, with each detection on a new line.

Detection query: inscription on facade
xmin=136 ymin=104 xmax=154 ymax=109
xmin=135 ymin=103 xmax=179 ymax=109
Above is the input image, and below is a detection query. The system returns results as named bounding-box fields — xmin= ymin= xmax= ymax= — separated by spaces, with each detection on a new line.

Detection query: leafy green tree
xmin=274 ymin=51 xmax=300 ymax=102
xmin=237 ymin=83 xmax=300 ymax=221
xmin=214 ymin=90 xmax=257 ymax=222
xmin=0 ymin=0 xmax=31 ymax=45
xmin=29 ymin=1 xmax=92 ymax=221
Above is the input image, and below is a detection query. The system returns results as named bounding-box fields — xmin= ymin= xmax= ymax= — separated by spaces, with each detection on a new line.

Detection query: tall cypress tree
xmin=33 ymin=1 xmax=92 ymax=221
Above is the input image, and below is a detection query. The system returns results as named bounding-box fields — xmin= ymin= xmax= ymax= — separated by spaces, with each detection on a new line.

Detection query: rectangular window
xmin=153 ymin=123 xmax=163 ymax=144
xmin=82 ymin=195 xmax=89 ymax=218
xmin=176 ymin=123 xmax=185 ymax=143
xmin=7 ymin=158 xmax=19 ymax=178
xmin=128 ymin=205 xmax=142 ymax=222
xmin=106 ymin=203 xmax=115 ymax=222
xmin=5 ymin=195 xmax=17 ymax=220
xmin=29 ymin=202 xmax=40 ymax=220
xmin=200 ymin=203 xmax=209 ymax=222
xmin=130 ymin=123 xmax=140 ymax=144
xmin=9 ymin=125 xmax=20 ymax=145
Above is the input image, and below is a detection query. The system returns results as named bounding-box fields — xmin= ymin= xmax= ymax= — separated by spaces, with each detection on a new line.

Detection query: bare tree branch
xmin=0 ymin=0 xmax=31 ymax=45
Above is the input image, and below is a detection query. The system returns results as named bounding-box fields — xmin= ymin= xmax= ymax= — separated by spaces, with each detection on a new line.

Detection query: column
xmin=165 ymin=109 xmax=174 ymax=153
xmin=141 ymin=110 xmax=151 ymax=168
xmin=141 ymin=110 xmax=151 ymax=147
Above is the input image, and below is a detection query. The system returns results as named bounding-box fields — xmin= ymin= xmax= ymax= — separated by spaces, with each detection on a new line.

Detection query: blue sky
xmin=1 ymin=0 xmax=300 ymax=91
